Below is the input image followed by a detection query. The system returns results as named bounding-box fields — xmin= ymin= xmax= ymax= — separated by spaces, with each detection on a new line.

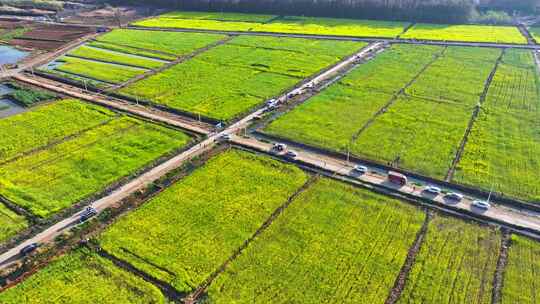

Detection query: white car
xmin=352 ymin=165 xmax=368 ymax=174
xmin=218 ymin=134 xmax=232 ymax=142
xmin=472 ymin=200 xmax=491 ymax=210
xmin=444 ymin=192 xmax=463 ymax=202
xmin=273 ymin=143 xmax=287 ymax=152
xmin=424 ymin=186 xmax=441 ymax=195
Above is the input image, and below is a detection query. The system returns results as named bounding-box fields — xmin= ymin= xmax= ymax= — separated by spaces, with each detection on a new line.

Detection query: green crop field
xmin=99 ymin=149 xmax=309 ymax=293
xmin=401 ymin=23 xmax=527 ymax=44
xmin=119 ymin=35 xmax=363 ymax=121
xmin=265 ymin=44 xmax=443 ymax=152
xmin=0 ymin=248 xmax=166 ymax=303
xmin=52 ymin=56 xmax=147 ymax=84
xmin=454 ymin=49 xmax=540 ymax=202
xmin=207 ymin=178 xmax=425 ymax=303
xmin=352 ymin=95 xmax=473 ymax=179
xmin=86 ymin=41 xmax=176 ymax=61
xmin=133 ymin=12 xmax=409 ymax=38
xmin=0 ymin=99 xmax=115 ymax=163
xmin=146 ymin=10 xmax=276 ymax=23
xmin=0 ymin=203 xmax=27 ymax=242
xmin=0 ymin=99 xmax=191 ymax=217
xmin=406 ymin=46 xmax=502 ymax=105
xmin=529 ymin=27 xmax=540 ymax=44
xmin=67 ymin=46 xmax=165 ymax=69
xmin=94 ymin=29 xmax=227 ymax=58
xmin=399 ymin=216 xmax=501 ymax=304
xmin=501 ymin=235 xmax=540 ymax=304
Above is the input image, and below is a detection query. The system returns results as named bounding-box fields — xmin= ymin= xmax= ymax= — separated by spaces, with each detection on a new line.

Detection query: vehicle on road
xmin=388 ymin=171 xmax=407 ymax=186
xmin=444 ymin=192 xmax=463 ymax=202
xmin=285 ymin=150 xmax=298 ymax=159
xmin=472 ymin=200 xmax=491 ymax=210
xmin=218 ymin=134 xmax=232 ymax=142
xmin=20 ymin=243 xmax=39 ymax=256
xmin=352 ymin=165 xmax=368 ymax=175
xmin=273 ymin=143 xmax=287 ymax=152
xmin=424 ymin=186 xmax=441 ymax=195
xmin=79 ymin=207 xmax=98 ymax=223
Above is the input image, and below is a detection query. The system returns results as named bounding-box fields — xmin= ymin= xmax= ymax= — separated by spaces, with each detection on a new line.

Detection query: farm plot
xmin=399 ymin=216 xmax=501 ymax=304
xmin=454 ymin=49 xmax=540 ymax=202
xmin=48 ymin=56 xmax=147 ymax=86
xmin=406 ymin=46 xmax=502 ymax=106
xmin=401 ymin=23 xmax=527 ymax=44
xmin=0 ymin=99 xmax=191 ymax=218
xmin=0 ymin=248 xmax=166 ymax=303
xmin=207 ymin=178 xmax=425 ymax=303
xmin=529 ymin=27 xmax=540 ymax=44
xmin=351 ymin=95 xmax=473 ymax=179
xmin=99 ymin=150 xmax=309 ymax=293
xmin=67 ymin=46 xmax=165 ymax=69
xmin=501 ymin=235 xmax=540 ymax=304
xmin=133 ymin=11 xmax=409 ymax=38
xmin=119 ymin=35 xmax=363 ymax=121
xmin=93 ymin=29 xmax=227 ymax=60
xmin=265 ymin=44 xmax=443 ymax=151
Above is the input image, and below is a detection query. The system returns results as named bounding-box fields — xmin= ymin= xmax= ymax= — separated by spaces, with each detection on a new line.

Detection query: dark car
xmin=79 ymin=207 xmax=98 ymax=223
xmin=20 ymin=243 xmax=39 ymax=256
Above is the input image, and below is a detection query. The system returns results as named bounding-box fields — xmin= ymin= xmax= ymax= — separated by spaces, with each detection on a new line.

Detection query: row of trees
xmin=108 ymin=0 xmax=536 ymax=23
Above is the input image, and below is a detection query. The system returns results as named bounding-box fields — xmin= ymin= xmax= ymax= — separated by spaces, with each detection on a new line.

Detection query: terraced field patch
xmin=67 ymin=45 xmax=165 ymax=69
xmin=0 ymin=99 xmax=191 ymax=218
xmin=0 ymin=248 xmax=166 ymax=303
xmin=399 ymin=216 xmax=501 ymax=304
xmin=119 ymin=35 xmax=364 ymax=121
xmin=401 ymin=23 xmax=527 ymax=44
xmin=265 ymin=44 xmax=443 ymax=152
xmin=501 ymin=235 xmax=540 ymax=304
xmin=207 ymin=178 xmax=424 ymax=303
xmin=133 ymin=11 xmax=409 ymax=38
xmin=99 ymin=150 xmax=309 ymax=293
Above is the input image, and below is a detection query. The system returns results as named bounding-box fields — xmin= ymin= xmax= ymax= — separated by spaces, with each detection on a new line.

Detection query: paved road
xmin=128 ymin=26 xmax=540 ymax=50
xmin=0 ymin=42 xmax=379 ymax=270
xmin=231 ymin=135 xmax=540 ymax=235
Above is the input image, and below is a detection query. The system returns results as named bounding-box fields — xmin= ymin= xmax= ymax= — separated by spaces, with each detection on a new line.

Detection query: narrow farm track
xmin=445 ymin=49 xmax=505 ymax=182
xmin=185 ymin=175 xmax=319 ymax=303
xmin=107 ymin=35 xmax=236 ymax=92
xmin=518 ymin=25 xmax=536 ymax=45
xmin=491 ymin=232 xmax=511 ymax=304
xmin=385 ymin=211 xmax=432 ymax=304
xmin=350 ymin=46 xmax=448 ymax=142
xmin=127 ymin=26 xmax=540 ymax=50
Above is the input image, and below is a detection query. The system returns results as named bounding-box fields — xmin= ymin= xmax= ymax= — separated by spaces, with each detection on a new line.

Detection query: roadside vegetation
xmin=454 ymin=49 xmax=540 ymax=202
xmin=0 ymin=99 xmax=191 ymax=217
xmin=4 ymin=82 xmax=56 ymax=107
xmin=399 ymin=216 xmax=501 ymax=304
xmin=0 ymin=248 xmax=167 ymax=303
xmin=401 ymin=23 xmax=527 ymax=44
xmin=99 ymin=149 xmax=309 ymax=293
xmin=119 ymin=35 xmax=363 ymax=121
xmin=501 ymin=235 xmax=540 ymax=304
xmin=207 ymin=178 xmax=424 ymax=303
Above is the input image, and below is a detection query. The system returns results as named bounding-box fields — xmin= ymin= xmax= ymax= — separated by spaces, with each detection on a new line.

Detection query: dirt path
xmin=491 ymin=231 xmax=511 ymax=304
